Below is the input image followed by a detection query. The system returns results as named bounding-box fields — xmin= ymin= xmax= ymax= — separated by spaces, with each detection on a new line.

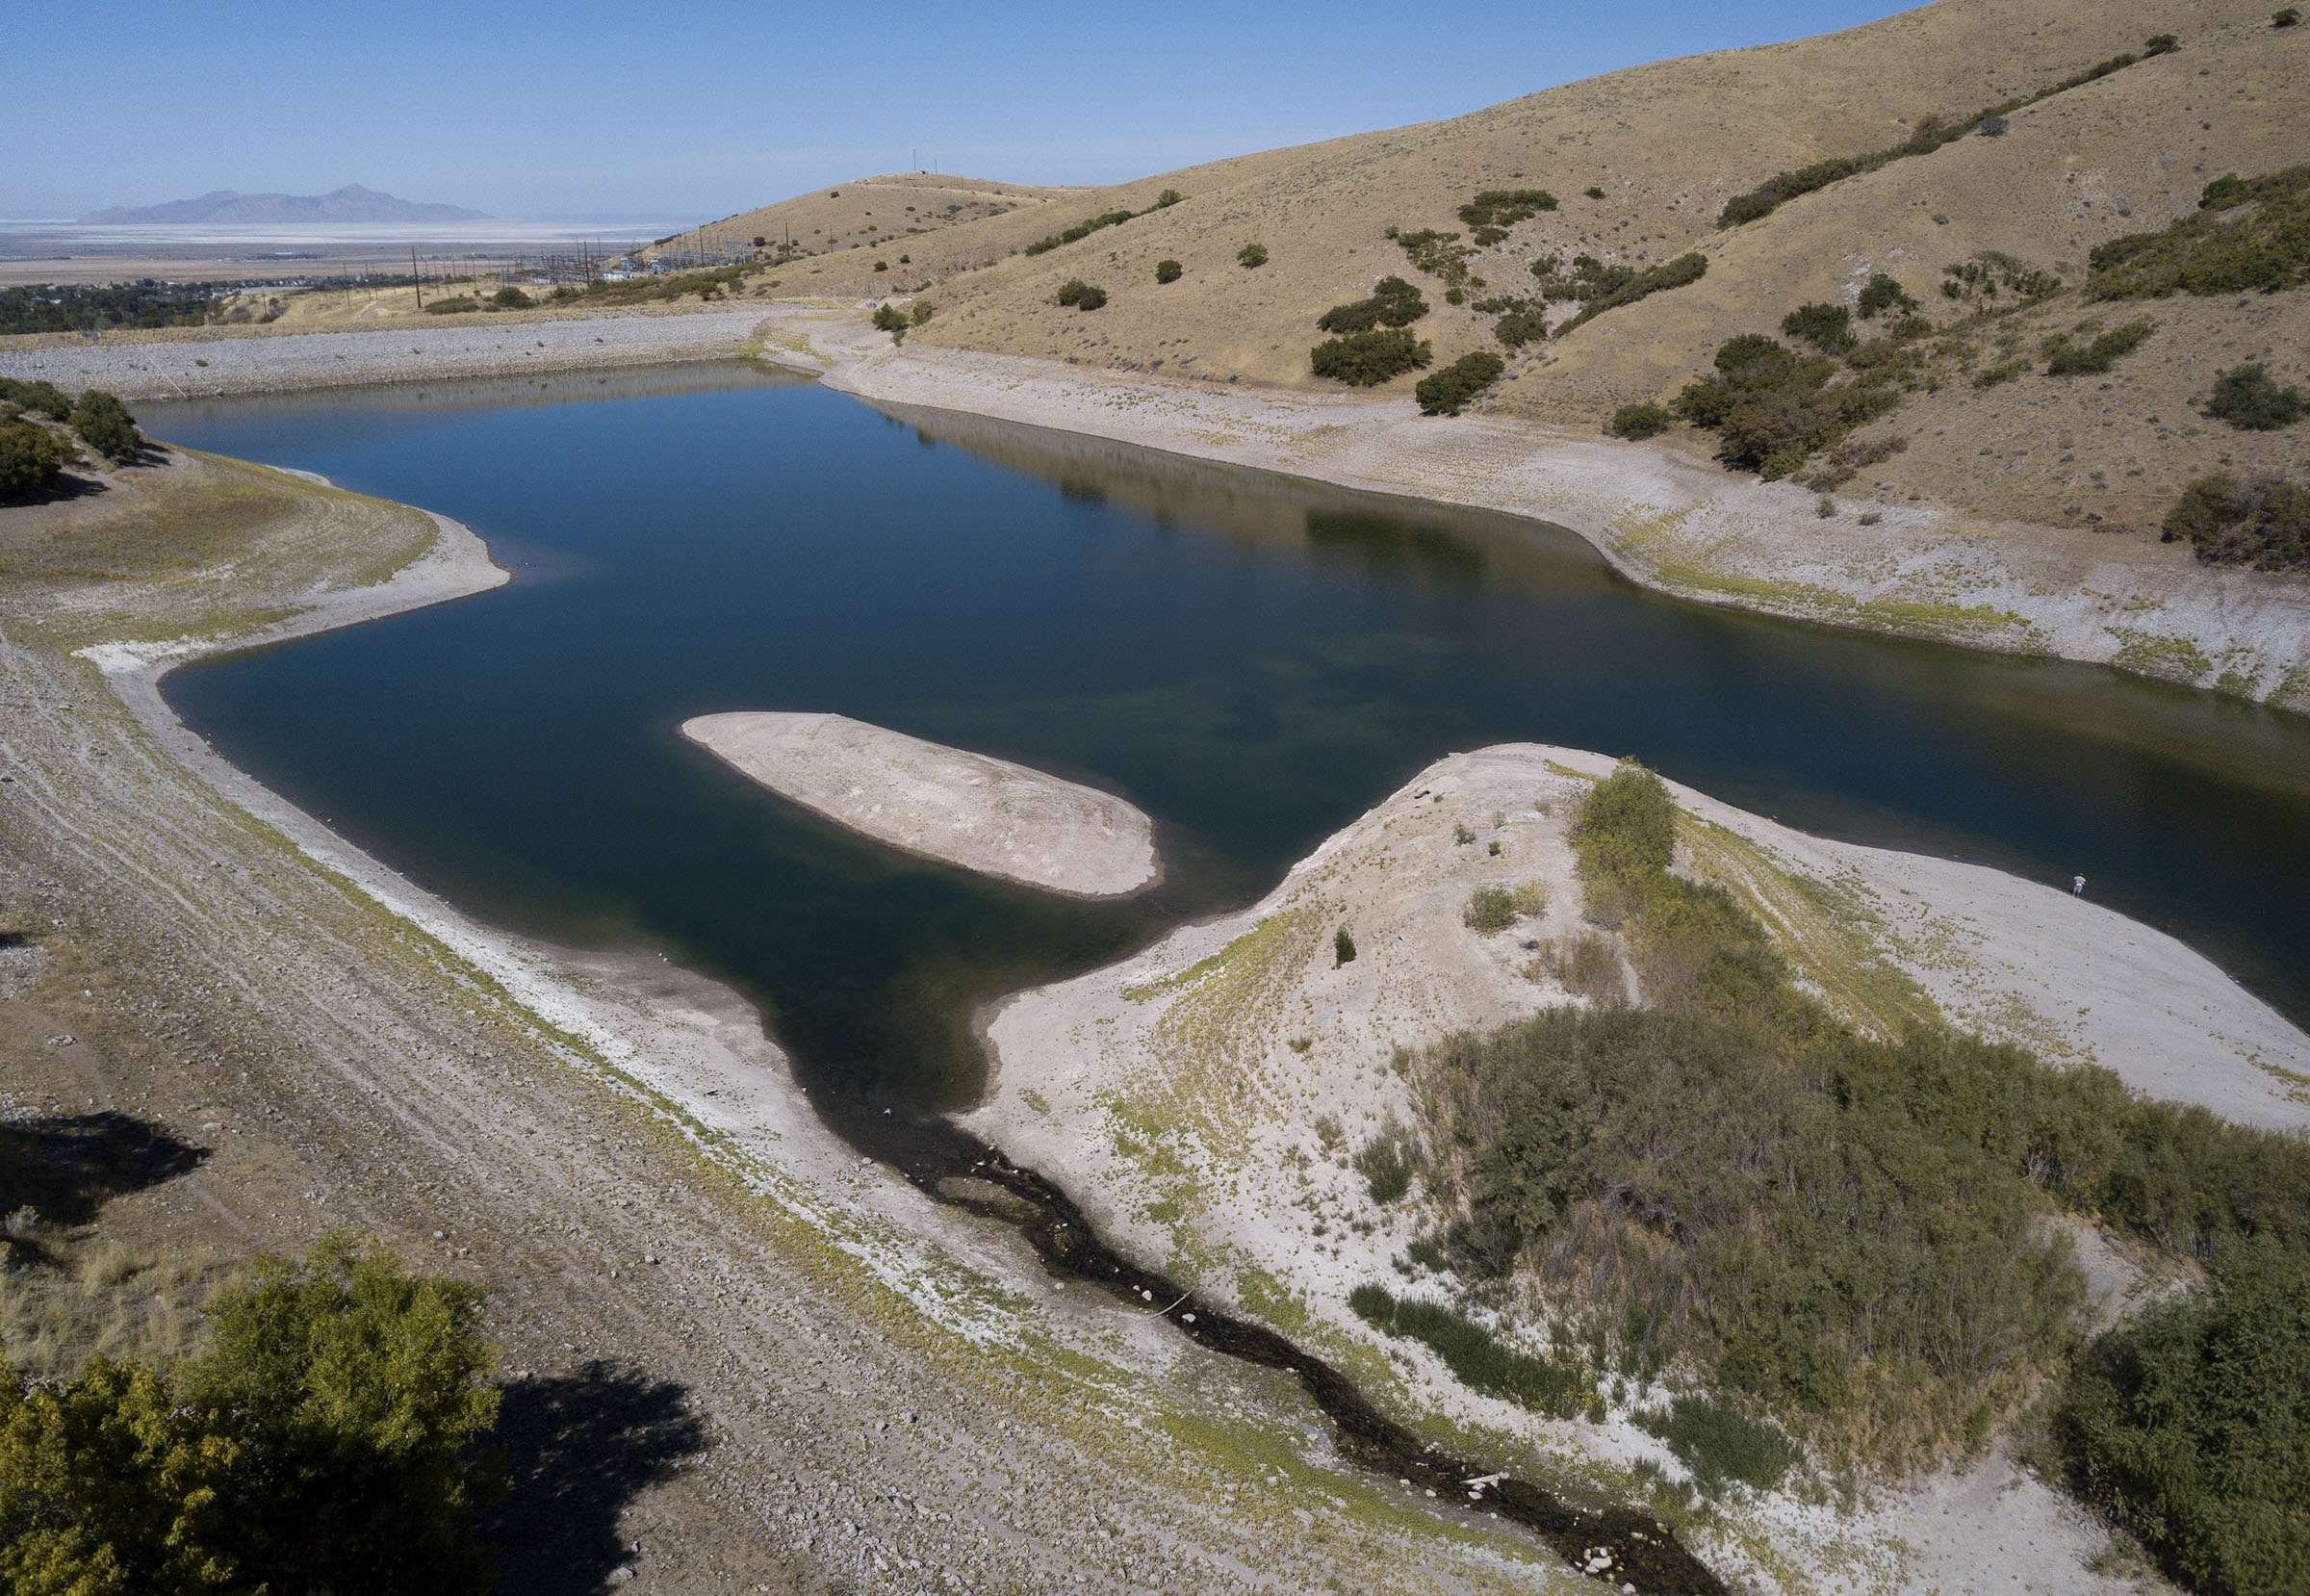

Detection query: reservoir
xmin=147 ymin=364 xmax=2310 ymax=1148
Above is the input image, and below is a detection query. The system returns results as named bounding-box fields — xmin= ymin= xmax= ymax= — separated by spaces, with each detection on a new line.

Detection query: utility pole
xmin=412 ymin=245 xmax=423 ymax=311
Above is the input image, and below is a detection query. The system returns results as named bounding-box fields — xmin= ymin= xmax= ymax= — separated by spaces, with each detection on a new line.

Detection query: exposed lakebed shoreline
xmin=54 ymin=362 xmax=2310 ymax=1596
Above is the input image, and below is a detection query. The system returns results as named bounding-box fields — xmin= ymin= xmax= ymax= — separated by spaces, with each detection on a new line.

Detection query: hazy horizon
xmin=15 ymin=0 xmax=1914 ymax=224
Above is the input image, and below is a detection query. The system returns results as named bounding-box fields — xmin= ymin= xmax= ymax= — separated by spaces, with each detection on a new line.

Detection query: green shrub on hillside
xmin=0 ymin=419 xmax=74 ymax=499
xmin=68 ymin=390 xmax=140 ymax=463
xmin=1415 ymin=350 xmax=1504 ymax=415
xmin=0 ymin=378 xmax=73 ymax=422
xmin=1636 ymin=1397 xmax=1805 ymax=1494
xmin=2204 ymin=363 xmax=2307 ymax=430
xmin=1155 ymin=258 xmax=1183 ymax=284
xmin=871 ymin=303 xmax=909 ymax=342
xmin=1237 ymin=243 xmax=1269 ymax=269
xmin=1530 ymin=252 xmax=1633 ymax=303
xmin=2056 ymin=1238 xmax=2310 ymax=1596
xmin=1406 ymin=759 xmax=2310 ymax=1470
xmin=1310 ymin=326 xmax=1431 ymax=385
xmin=2161 ymin=473 xmax=2310 ymax=571
xmin=1939 ymin=251 xmax=2064 ymax=304
xmin=1023 ymin=208 xmax=1137 ymax=257
xmin=0 ymin=1235 xmax=501 ymax=1595
xmin=2041 ymin=317 xmax=2155 ymax=375
xmin=1583 ymin=186 xmax=1605 ymax=200
xmin=1553 ymin=251 xmax=1707 ymax=335
xmin=1672 ymin=332 xmax=1897 ymax=477
xmin=1348 ymin=1284 xmax=1588 ymax=1416
xmin=1608 ymin=401 xmax=1675 ymax=439
xmin=423 ymin=296 xmax=477 ymax=315
xmin=1393 ymin=227 xmax=1476 ymax=288
xmin=2088 ymin=167 xmax=2310 ymax=298
xmin=488 ymin=286 xmax=532 ymax=310
xmin=1317 ymin=274 xmax=1428 ymax=333
xmin=1716 ymin=44 xmax=2161 ymax=227
xmin=1459 ymin=189 xmax=1556 ymax=245
xmin=1857 ymin=272 xmax=1918 ymax=319
xmin=1782 ymin=301 xmax=1855 ymax=353
xmin=2276 ymin=7 xmax=2300 ymax=26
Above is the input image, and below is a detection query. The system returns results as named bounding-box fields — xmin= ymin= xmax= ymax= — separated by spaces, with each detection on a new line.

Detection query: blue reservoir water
xmin=144 ymin=365 xmax=2310 ymax=1137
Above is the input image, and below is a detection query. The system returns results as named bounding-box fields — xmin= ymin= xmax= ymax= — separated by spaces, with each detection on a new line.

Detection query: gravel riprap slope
xmin=0 ymin=308 xmax=776 ymax=399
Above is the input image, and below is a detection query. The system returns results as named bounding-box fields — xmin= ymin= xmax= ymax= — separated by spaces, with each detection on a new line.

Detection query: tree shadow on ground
xmin=0 ymin=1112 xmax=208 ymax=1228
xmin=483 ymin=1360 xmax=710 ymax=1595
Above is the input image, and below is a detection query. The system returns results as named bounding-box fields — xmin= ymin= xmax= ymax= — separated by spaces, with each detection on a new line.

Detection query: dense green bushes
xmin=1458 ymin=189 xmax=1556 ymax=245
xmin=1348 ymin=1284 xmax=1588 ymax=1416
xmin=0 ymin=378 xmax=73 ymax=421
xmin=1857 ymin=272 xmax=1918 ymax=320
xmin=1781 ymin=301 xmax=1855 ymax=353
xmin=1401 ymin=758 xmax=2310 ymax=1492
xmin=1155 ymin=259 xmax=1183 ymax=284
xmin=423 ymin=296 xmax=477 ymax=315
xmin=1316 ymin=275 xmax=1427 ymax=333
xmin=2057 ymin=1239 xmax=2310 ymax=1596
xmin=1237 ymin=243 xmax=1269 ymax=269
xmin=1056 ymin=279 xmax=1108 ymax=310
xmin=1392 ymin=227 xmax=1476 ymax=289
xmin=0 ymin=418 xmax=74 ymax=499
xmin=2204 ymin=363 xmax=2306 ymax=430
xmin=1553 ymin=251 xmax=1707 ymax=336
xmin=0 ymin=1236 xmax=501 ymax=1594
xmin=69 ymin=391 xmax=141 ymax=462
xmin=1636 ymin=1397 xmax=1804 ymax=1494
xmin=1415 ymin=350 xmax=1504 ymax=415
xmin=1672 ymin=332 xmax=1899 ymax=477
xmin=1023 ymin=208 xmax=1137 ymax=257
xmin=1716 ymin=41 xmax=2171 ymax=227
xmin=0 ymin=280 xmax=222 ymax=336
xmin=2041 ymin=317 xmax=2155 ymax=375
xmin=488 ymin=286 xmax=531 ymax=309
xmin=2089 ymin=167 xmax=2310 ymax=298
xmin=1309 ymin=326 xmax=1431 ymax=385
xmin=1939 ymin=251 xmax=2064 ymax=305
xmin=2161 ymin=474 xmax=2310 ymax=571
xmin=1608 ymin=401 xmax=1675 ymax=440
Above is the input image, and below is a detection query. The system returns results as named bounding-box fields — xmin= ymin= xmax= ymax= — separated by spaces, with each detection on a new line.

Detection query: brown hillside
xmin=644 ymin=172 xmax=1081 ymax=267
xmin=720 ymin=0 xmax=2307 ymax=539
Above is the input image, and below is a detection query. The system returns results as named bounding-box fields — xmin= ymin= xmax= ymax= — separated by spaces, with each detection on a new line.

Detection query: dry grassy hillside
xmin=645 ymin=172 xmax=1080 ymax=269
xmin=715 ymin=0 xmax=2306 ymax=540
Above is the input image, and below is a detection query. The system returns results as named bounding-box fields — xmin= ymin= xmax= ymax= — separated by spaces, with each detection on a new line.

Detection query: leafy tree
xmin=871 ymin=303 xmax=909 ymax=342
xmin=1855 ymin=272 xmax=1916 ymax=319
xmin=2058 ymin=1238 xmax=2310 ymax=1596
xmin=178 ymin=1235 xmax=501 ymax=1596
xmin=487 ymin=287 xmax=531 ymax=310
xmin=1414 ymin=350 xmax=1505 ymax=415
xmin=1154 ymin=259 xmax=1183 ymax=284
xmin=1781 ymin=301 xmax=1855 ymax=354
xmin=1608 ymin=401 xmax=1674 ymax=439
xmin=2203 ymin=363 xmax=2306 ymax=430
xmin=2161 ymin=473 xmax=2310 ymax=570
xmin=0 ymin=420 xmax=75 ymax=500
xmin=1308 ymin=327 xmax=1430 ymax=385
xmin=0 ymin=378 xmax=74 ymax=421
xmin=0 ymin=1237 xmax=499 ymax=1596
xmin=1316 ymin=275 xmax=1427 ymax=334
xmin=70 ymin=391 xmax=141 ymax=463
xmin=0 ymin=1356 xmax=245 ymax=1595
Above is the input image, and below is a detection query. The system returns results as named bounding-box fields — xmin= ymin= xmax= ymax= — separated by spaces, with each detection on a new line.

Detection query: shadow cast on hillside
xmin=483 ymin=1360 xmax=709 ymax=1595
xmin=0 ymin=1112 xmax=209 ymax=1228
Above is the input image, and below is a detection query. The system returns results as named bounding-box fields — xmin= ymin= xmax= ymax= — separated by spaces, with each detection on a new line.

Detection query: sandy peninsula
xmin=681 ymin=710 xmax=1159 ymax=897
xmin=964 ymin=740 xmax=2310 ymax=1595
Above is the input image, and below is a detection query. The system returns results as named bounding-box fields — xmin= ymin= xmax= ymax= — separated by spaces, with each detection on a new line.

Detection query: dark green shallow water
xmin=145 ymin=364 xmax=2310 ymax=1143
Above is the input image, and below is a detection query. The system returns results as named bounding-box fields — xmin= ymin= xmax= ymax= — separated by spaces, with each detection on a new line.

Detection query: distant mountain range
xmin=77 ymin=185 xmax=492 ymax=224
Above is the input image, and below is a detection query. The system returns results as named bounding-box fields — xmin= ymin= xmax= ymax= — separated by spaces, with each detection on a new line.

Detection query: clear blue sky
xmin=12 ymin=0 xmax=1917 ymax=223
